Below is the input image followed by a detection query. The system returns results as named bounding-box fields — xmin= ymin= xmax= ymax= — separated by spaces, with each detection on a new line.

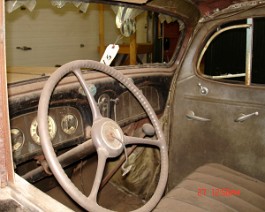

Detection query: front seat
xmin=154 ymin=163 xmax=265 ymax=211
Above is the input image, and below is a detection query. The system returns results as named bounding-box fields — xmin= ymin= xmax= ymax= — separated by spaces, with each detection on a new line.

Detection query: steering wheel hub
xmin=92 ymin=118 xmax=124 ymax=157
xmin=102 ymin=121 xmax=123 ymax=148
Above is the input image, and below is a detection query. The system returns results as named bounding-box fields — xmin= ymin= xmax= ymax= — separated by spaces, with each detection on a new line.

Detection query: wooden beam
xmin=98 ymin=4 xmax=105 ymax=58
xmin=0 ymin=1 xmax=14 ymax=186
xmin=130 ymin=32 xmax=137 ymax=65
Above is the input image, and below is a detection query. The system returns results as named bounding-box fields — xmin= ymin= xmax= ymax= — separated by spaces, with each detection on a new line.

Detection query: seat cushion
xmin=154 ymin=163 xmax=265 ymax=212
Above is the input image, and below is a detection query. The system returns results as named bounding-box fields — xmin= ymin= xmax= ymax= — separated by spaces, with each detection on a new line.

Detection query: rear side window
xmin=198 ymin=17 xmax=265 ymax=85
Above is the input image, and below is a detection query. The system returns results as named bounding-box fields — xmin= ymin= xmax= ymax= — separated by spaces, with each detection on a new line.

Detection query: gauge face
xmin=61 ymin=114 xmax=78 ymax=135
xmin=30 ymin=116 xmax=57 ymax=145
xmin=78 ymin=83 xmax=97 ymax=96
xmin=11 ymin=128 xmax=24 ymax=151
xmin=87 ymin=84 xmax=97 ymax=96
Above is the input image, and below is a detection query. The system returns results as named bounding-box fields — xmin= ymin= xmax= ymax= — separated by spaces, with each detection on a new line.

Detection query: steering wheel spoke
xmin=88 ymin=148 xmax=108 ymax=202
xmin=74 ymin=69 xmax=102 ymax=120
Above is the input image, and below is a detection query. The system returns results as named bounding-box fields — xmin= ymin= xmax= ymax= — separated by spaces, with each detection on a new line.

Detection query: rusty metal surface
xmin=193 ymin=0 xmax=235 ymax=14
xmin=161 ymin=0 xmax=260 ymax=16
xmin=107 ymin=0 xmax=262 ymax=24
xmin=146 ymin=0 xmax=200 ymax=26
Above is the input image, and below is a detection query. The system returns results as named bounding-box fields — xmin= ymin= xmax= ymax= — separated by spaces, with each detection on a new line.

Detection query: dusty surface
xmin=47 ymin=155 xmax=144 ymax=211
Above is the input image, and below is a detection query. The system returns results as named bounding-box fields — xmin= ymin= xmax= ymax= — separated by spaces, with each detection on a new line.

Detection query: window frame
xmin=197 ymin=18 xmax=255 ymax=86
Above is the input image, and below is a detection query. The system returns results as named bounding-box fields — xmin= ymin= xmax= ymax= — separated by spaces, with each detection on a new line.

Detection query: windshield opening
xmin=6 ymin=1 xmax=184 ymax=83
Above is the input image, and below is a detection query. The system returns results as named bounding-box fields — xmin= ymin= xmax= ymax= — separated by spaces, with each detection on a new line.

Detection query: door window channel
xmin=198 ymin=17 xmax=265 ymax=86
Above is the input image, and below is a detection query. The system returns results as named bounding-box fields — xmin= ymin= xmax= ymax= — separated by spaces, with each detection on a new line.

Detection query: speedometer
xmin=30 ymin=116 xmax=57 ymax=145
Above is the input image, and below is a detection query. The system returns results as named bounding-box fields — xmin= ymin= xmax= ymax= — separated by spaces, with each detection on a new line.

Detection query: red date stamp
xmin=198 ymin=188 xmax=240 ymax=197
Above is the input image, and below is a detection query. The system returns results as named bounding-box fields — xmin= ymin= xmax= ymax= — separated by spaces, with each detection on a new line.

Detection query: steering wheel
xmin=38 ymin=60 xmax=168 ymax=212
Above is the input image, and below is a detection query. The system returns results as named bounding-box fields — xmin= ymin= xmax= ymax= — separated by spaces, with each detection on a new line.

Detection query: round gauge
xmin=61 ymin=114 xmax=78 ymax=135
xmin=11 ymin=128 xmax=24 ymax=151
xmin=87 ymin=84 xmax=97 ymax=96
xmin=78 ymin=83 xmax=97 ymax=97
xmin=30 ymin=116 xmax=57 ymax=145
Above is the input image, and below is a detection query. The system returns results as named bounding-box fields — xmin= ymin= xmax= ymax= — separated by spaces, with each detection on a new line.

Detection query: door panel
xmin=168 ymin=76 xmax=265 ymax=190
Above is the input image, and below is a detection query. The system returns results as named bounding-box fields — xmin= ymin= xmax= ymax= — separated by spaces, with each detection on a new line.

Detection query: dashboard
xmin=8 ymin=75 xmax=171 ymax=169
xmin=11 ymin=106 xmax=84 ymax=165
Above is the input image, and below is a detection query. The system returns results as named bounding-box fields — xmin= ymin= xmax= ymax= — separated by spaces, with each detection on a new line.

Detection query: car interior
xmin=1 ymin=0 xmax=265 ymax=211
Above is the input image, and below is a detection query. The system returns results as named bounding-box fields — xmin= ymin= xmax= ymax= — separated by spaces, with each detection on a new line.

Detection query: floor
xmin=46 ymin=155 xmax=144 ymax=211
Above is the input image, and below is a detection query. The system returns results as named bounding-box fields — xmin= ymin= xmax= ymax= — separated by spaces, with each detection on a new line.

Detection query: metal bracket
xmin=198 ymin=83 xmax=209 ymax=95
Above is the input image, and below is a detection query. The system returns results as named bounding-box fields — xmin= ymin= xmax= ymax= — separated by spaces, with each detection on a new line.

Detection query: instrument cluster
xmin=11 ymin=106 xmax=84 ymax=165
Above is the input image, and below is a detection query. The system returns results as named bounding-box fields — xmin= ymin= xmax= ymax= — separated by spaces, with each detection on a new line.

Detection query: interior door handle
xmin=186 ymin=111 xmax=210 ymax=122
xmin=234 ymin=112 xmax=259 ymax=122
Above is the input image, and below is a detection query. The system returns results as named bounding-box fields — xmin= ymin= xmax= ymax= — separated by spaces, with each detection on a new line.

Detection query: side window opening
xmin=204 ymin=26 xmax=246 ymax=81
xmin=252 ymin=18 xmax=265 ymax=84
xmin=198 ymin=17 xmax=265 ymax=86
